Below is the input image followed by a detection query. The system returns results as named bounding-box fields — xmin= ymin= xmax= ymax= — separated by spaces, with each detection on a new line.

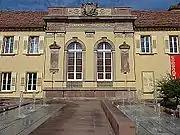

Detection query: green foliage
xmin=156 ymin=73 xmax=180 ymax=108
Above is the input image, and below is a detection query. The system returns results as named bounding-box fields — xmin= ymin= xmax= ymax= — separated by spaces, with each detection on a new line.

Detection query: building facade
xmin=0 ymin=3 xmax=180 ymax=99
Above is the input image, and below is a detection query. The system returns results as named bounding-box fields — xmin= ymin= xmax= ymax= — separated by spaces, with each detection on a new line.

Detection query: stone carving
xmin=49 ymin=42 xmax=61 ymax=74
xmin=121 ymin=50 xmax=130 ymax=73
xmin=68 ymin=23 xmax=114 ymax=29
xmin=142 ymin=72 xmax=154 ymax=92
xmin=98 ymin=8 xmax=111 ymax=16
xmin=68 ymin=8 xmax=81 ymax=16
xmin=81 ymin=2 xmax=98 ymax=16
xmin=50 ymin=50 xmax=59 ymax=73
xmin=119 ymin=42 xmax=130 ymax=74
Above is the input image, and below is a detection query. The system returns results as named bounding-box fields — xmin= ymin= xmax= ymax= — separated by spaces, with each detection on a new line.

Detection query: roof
xmin=0 ymin=10 xmax=180 ymax=30
xmin=132 ymin=10 xmax=180 ymax=28
xmin=0 ymin=11 xmax=47 ymax=29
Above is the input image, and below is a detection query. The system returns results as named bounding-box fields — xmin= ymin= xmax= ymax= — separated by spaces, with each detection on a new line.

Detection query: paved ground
xmin=30 ymin=100 xmax=114 ymax=135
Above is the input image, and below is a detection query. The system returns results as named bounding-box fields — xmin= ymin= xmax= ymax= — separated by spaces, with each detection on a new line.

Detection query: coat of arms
xmin=81 ymin=2 xmax=98 ymax=16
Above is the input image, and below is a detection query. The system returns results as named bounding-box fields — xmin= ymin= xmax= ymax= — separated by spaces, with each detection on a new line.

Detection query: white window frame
xmin=26 ymin=72 xmax=37 ymax=91
xmin=3 ymin=36 xmax=14 ymax=54
xmin=67 ymin=42 xmax=83 ymax=81
xmin=169 ymin=36 xmax=179 ymax=54
xmin=97 ymin=42 xmax=112 ymax=81
xmin=1 ymin=72 xmax=11 ymax=91
xmin=28 ymin=36 xmax=39 ymax=54
xmin=140 ymin=35 xmax=152 ymax=53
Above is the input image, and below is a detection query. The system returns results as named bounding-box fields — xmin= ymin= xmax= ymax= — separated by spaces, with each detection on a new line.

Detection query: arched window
xmin=97 ymin=42 xmax=112 ymax=81
xmin=67 ymin=42 xmax=82 ymax=81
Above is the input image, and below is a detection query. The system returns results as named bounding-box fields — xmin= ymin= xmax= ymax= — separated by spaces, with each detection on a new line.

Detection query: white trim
xmin=97 ymin=42 xmax=112 ymax=81
xmin=140 ymin=36 xmax=151 ymax=53
xmin=67 ymin=42 xmax=83 ymax=81
xmin=26 ymin=72 xmax=37 ymax=91
xmin=3 ymin=36 xmax=14 ymax=54
xmin=1 ymin=72 xmax=12 ymax=91
xmin=169 ymin=36 xmax=179 ymax=54
xmin=28 ymin=36 xmax=39 ymax=54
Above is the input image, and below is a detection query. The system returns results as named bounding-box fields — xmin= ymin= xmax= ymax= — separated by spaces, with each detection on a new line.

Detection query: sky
xmin=0 ymin=0 xmax=179 ymax=11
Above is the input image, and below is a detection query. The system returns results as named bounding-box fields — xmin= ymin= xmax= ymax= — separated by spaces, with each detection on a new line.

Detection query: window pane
xmin=141 ymin=36 xmax=145 ymax=52
xmin=32 ymin=85 xmax=36 ymax=90
xmin=105 ymin=53 xmax=111 ymax=58
xmin=105 ymin=43 xmax=111 ymax=49
xmin=2 ymin=85 xmax=6 ymax=90
xmin=76 ymin=52 xmax=82 ymax=58
xmin=76 ymin=59 xmax=82 ymax=65
xmin=76 ymin=66 xmax=82 ymax=72
xmin=68 ymin=59 xmax=74 ymax=65
xmin=106 ymin=73 xmax=111 ymax=79
xmin=4 ymin=37 xmax=14 ymax=53
xmin=76 ymin=43 xmax=82 ymax=49
xmin=29 ymin=37 xmax=39 ymax=53
xmin=7 ymin=73 xmax=11 ymax=85
xmin=33 ymin=78 xmax=37 ymax=85
xmin=68 ymin=43 xmax=74 ymax=50
xmin=97 ymin=44 xmax=103 ymax=49
xmin=146 ymin=37 xmax=150 ymax=52
xmin=105 ymin=59 xmax=111 ymax=65
xmin=97 ymin=66 xmax=103 ymax=72
xmin=76 ymin=73 xmax=82 ymax=79
xmin=97 ymin=59 xmax=103 ymax=65
xmin=68 ymin=52 xmax=74 ymax=58
xmin=7 ymin=85 xmax=11 ymax=90
xmin=68 ymin=66 xmax=74 ymax=72
xmin=68 ymin=73 xmax=74 ymax=79
xmin=105 ymin=66 xmax=111 ymax=72
xmin=98 ymin=73 xmax=103 ymax=79
xmin=28 ymin=85 xmax=31 ymax=91
xmin=97 ymin=52 xmax=103 ymax=58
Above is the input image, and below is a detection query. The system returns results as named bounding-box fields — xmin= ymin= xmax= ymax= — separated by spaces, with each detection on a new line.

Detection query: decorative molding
xmin=68 ymin=8 xmax=81 ymax=16
xmin=66 ymin=81 xmax=82 ymax=88
xmin=98 ymin=8 xmax=111 ymax=16
xmin=0 ymin=27 xmax=44 ymax=32
xmin=97 ymin=81 xmax=113 ymax=88
xmin=135 ymin=27 xmax=180 ymax=31
xmin=56 ymin=33 xmax=65 ymax=37
xmin=81 ymin=2 xmax=98 ymax=16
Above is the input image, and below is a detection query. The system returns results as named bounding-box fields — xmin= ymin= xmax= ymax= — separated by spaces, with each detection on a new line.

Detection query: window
xmin=28 ymin=36 xmax=39 ymax=54
xmin=67 ymin=42 xmax=83 ymax=81
xmin=141 ymin=35 xmax=151 ymax=53
xmin=1 ymin=72 xmax=11 ymax=91
xmin=97 ymin=42 xmax=112 ymax=81
xmin=26 ymin=72 xmax=37 ymax=91
xmin=3 ymin=36 xmax=14 ymax=54
xmin=169 ymin=36 xmax=178 ymax=53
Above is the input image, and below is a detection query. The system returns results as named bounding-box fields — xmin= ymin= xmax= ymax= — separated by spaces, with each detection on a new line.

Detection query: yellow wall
xmin=0 ymin=30 xmax=178 ymax=99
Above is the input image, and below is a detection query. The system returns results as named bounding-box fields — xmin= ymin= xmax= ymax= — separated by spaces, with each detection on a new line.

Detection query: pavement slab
xmin=30 ymin=100 xmax=114 ymax=135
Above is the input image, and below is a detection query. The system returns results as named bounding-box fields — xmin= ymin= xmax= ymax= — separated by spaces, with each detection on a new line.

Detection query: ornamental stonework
xmin=68 ymin=8 xmax=81 ymax=16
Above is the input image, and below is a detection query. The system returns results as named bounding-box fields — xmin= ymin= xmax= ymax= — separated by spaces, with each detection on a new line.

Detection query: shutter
xmin=135 ymin=34 xmax=141 ymax=53
xmin=39 ymin=36 xmax=44 ymax=54
xmin=37 ymin=72 xmax=42 ymax=91
xmin=11 ymin=72 xmax=17 ymax=91
xmin=23 ymin=36 xmax=28 ymax=54
xmin=152 ymin=36 xmax=157 ymax=54
xmin=13 ymin=36 xmax=19 ymax=54
xmin=0 ymin=72 xmax=2 ymax=91
xmin=164 ymin=36 xmax=169 ymax=54
xmin=0 ymin=36 xmax=3 ymax=54
xmin=20 ymin=73 xmax=26 ymax=92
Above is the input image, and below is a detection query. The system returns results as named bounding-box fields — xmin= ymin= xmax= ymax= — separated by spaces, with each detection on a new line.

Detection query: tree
xmin=156 ymin=73 xmax=180 ymax=108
